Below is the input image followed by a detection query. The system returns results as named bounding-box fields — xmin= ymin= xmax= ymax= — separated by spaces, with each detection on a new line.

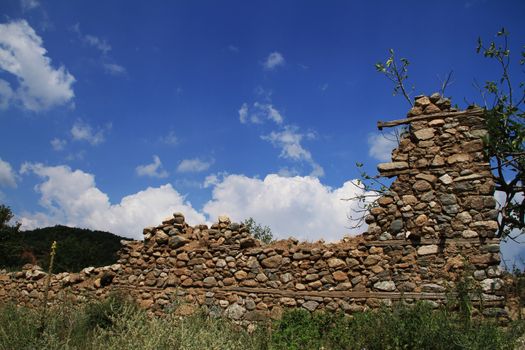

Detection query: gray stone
xmin=327 ymin=258 xmax=346 ymax=269
xmin=487 ymin=266 xmax=503 ymax=278
xmin=414 ymin=129 xmax=435 ymax=141
xmin=390 ymin=219 xmax=403 ymax=233
xmin=225 ymin=303 xmax=246 ymax=320
xmin=439 ymin=194 xmax=457 ymax=206
xmin=413 ymin=180 xmax=432 ymax=192
xmin=377 ymin=162 xmax=409 ymax=172
xmin=456 ymin=212 xmax=472 ymax=224
xmin=261 ymin=255 xmax=283 ymax=268
xmin=168 ymin=235 xmax=188 ymax=249
xmin=379 ymin=232 xmax=393 ymax=240
xmin=480 ymin=278 xmax=504 ymax=293
xmin=280 ymin=273 xmax=293 ymax=283
xmin=429 ymin=92 xmax=441 ymax=103
xmin=473 ymin=270 xmax=486 ymax=281
xmin=447 ymin=154 xmax=470 ymax=164
xmin=374 ymin=281 xmax=396 ymax=291
xmin=155 ymin=231 xmax=170 ymax=244
xmin=203 ymin=277 xmax=217 ymax=288
xmin=439 ymin=174 xmax=453 ymax=185
xmin=417 ymin=245 xmax=439 ymax=256
xmin=462 ymin=230 xmax=478 ymax=238
xmin=302 ymin=300 xmax=319 ymax=312
xmin=435 ymin=97 xmax=451 ymax=109
xmin=421 ymin=283 xmax=446 ymax=293
xmin=245 ymin=299 xmax=256 ymax=311
xmin=471 ymin=221 xmax=498 ymax=231
xmin=443 ymin=205 xmax=460 ymax=214
xmin=415 ymin=96 xmax=431 ymax=107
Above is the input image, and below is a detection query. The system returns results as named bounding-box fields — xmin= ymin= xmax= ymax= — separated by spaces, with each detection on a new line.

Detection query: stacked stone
xmin=0 ymin=263 xmax=123 ymax=307
xmin=366 ymin=93 xmax=498 ymax=241
xmin=0 ymin=97 xmax=509 ymax=321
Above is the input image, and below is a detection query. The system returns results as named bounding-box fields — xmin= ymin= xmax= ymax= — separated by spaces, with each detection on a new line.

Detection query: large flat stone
xmin=417 ymin=245 xmax=438 ymax=256
xmin=377 ymin=162 xmax=409 ymax=172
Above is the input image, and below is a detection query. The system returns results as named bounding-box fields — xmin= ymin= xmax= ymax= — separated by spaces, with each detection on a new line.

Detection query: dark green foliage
xmin=270 ymin=302 xmax=524 ymax=350
xmin=476 ymin=28 xmax=525 ymax=238
xmin=0 ymin=299 xmax=523 ymax=350
xmin=77 ymin=294 xmax=134 ymax=333
xmin=243 ymin=217 xmax=274 ymax=244
xmin=0 ymin=224 xmax=128 ymax=272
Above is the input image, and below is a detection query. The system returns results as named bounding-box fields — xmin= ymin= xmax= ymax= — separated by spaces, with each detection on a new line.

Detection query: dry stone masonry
xmin=0 ymin=95 xmax=509 ymax=322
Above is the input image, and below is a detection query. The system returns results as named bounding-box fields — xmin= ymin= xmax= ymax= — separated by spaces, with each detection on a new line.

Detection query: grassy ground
xmin=0 ymin=295 xmax=523 ymax=350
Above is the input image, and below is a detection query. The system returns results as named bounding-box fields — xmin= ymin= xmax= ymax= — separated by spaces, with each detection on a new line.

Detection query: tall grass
xmin=0 ymin=296 xmax=523 ymax=350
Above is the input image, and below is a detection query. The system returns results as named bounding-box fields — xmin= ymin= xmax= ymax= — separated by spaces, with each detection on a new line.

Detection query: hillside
xmin=0 ymin=225 xmax=129 ymax=273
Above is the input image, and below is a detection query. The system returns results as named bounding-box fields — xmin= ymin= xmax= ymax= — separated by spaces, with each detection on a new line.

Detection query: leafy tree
xmin=242 ymin=217 xmax=274 ymax=244
xmin=374 ymin=29 xmax=525 ymax=239
xmin=476 ymin=28 xmax=525 ymax=239
xmin=0 ymin=204 xmax=16 ymax=230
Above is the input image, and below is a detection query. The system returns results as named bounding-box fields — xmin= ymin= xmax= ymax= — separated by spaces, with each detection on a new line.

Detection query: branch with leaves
xmin=477 ymin=28 xmax=525 ymax=238
xmin=375 ymin=49 xmax=414 ymax=107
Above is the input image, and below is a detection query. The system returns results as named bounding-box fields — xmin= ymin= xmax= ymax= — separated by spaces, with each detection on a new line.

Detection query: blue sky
xmin=0 ymin=1 xmax=524 ymax=266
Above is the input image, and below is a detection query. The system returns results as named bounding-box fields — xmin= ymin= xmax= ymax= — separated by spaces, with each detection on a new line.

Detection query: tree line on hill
xmin=0 ymin=204 xmax=127 ymax=273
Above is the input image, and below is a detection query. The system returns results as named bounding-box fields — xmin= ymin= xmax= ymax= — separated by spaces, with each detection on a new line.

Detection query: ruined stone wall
xmin=0 ymin=95 xmax=508 ymax=322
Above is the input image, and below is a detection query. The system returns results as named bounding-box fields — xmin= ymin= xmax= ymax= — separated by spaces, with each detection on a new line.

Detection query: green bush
xmin=269 ymin=302 xmax=524 ymax=350
xmin=0 ymin=298 xmax=523 ymax=350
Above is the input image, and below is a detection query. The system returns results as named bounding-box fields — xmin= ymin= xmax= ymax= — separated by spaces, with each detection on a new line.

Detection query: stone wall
xmin=0 ymin=95 xmax=508 ymax=323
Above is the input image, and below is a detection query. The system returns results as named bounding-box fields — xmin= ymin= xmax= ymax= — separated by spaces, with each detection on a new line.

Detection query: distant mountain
xmin=0 ymin=225 xmax=131 ymax=273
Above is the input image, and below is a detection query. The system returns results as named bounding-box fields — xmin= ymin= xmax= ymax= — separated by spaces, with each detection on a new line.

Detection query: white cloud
xmin=263 ymin=52 xmax=285 ymax=70
xmin=203 ymin=174 xmax=219 ymax=188
xmin=239 ymin=103 xmax=249 ymax=124
xmin=0 ymin=20 xmax=75 ymax=111
xmin=160 ymin=131 xmax=178 ymax=145
xmin=136 ymin=155 xmax=169 ymax=178
xmin=50 ymin=138 xmax=66 ymax=151
xmin=70 ymin=120 xmax=109 ymax=145
xmin=84 ymin=34 xmax=111 ymax=54
xmin=177 ymin=158 xmax=213 ymax=173
xmin=262 ymin=126 xmax=324 ymax=177
xmin=72 ymin=23 xmax=126 ymax=76
xmin=20 ymin=0 xmax=39 ymax=11
xmin=19 ymin=163 xmax=205 ymax=239
xmin=367 ymin=132 xmax=399 ymax=162
xmin=203 ymin=174 xmax=369 ymax=241
xmin=0 ymin=158 xmax=17 ymax=188
xmin=102 ymin=62 xmax=126 ymax=76
xmin=18 ymin=163 xmax=373 ymax=243
xmin=238 ymin=102 xmax=284 ymax=125
xmin=0 ymin=80 xmax=13 ymax=109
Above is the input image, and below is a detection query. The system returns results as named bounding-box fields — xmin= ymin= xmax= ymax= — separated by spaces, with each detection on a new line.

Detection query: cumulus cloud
xmin=70 ymin=120 xmax=110 ymax=145
xmin=50 ymin=138 xmax=67 ymax=151
xmin=136 ymin=155 xmax=169 ymax=178
xmin=18 ymin=162 xmax=372 ymax=243
xmin=263 ymin=52 xmax=285 ymax=70
xmin=177 ymin=158 xmax=213 ymax=173
xmin=367 ymin=132 xmax=399 ymax=162
xmin=0 ymin=158 xmax=17 ymax=188
xmin=0 ymin=20 xmax=75 ymax=111
xmin=203 ymin=174 xmax=369 ymax=241
xmin=238 ymin=102 xmax=283 ymax=125
xmin=19 ymin=163 xmax=205 ymax=238
xmin=262 ymin=126 xmax=324 ymax=177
